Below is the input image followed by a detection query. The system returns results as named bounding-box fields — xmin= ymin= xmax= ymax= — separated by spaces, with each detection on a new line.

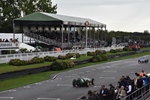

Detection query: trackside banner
xmin=0 ymin=42 xmax=19 ymax=48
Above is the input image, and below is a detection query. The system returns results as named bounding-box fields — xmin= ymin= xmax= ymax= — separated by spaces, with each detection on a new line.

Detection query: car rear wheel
xmin=91 ymin=78 xmax=95 ymax=85
xmin=72 ymin=79 xmax=77 ymax=87
xmin=86 ymin=80 xmax=90 ymax=87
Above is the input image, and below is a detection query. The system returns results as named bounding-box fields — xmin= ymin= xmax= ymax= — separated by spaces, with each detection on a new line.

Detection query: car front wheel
xmin=72 ymin=79 xmax=77 ymax=87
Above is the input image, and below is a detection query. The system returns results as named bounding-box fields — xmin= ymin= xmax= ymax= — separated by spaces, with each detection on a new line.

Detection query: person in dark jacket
xmin=99 ymin=85 xmax=109 ymax=100
xmin=88 ymin=90 xmax=100 ymax=100
xmin=108 ymin=84 xmax=115 ymax=100
xmin=77 ymin=96 xmax=87 ymax=100
xmin=93 ymin=91 xmax=102 ymax=100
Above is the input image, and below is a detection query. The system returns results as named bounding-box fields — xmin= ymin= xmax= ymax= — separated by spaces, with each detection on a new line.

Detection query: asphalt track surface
xmin=0 ymin=55 xmax=150 ymax=100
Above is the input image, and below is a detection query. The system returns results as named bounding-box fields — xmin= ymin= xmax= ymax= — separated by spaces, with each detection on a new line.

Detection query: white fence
xmin=0 ymin=46 xmax=124 ymax=64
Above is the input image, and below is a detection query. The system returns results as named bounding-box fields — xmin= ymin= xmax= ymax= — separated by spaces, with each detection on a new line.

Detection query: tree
xmin=0 ymin=0 xmax=20 ymax=32
xmin=0 ymin=0 xmax=57 ymax=33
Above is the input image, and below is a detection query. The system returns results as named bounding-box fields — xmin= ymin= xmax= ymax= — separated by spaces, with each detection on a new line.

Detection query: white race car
xmin=138 ymin=58 xmax=149 ymax=63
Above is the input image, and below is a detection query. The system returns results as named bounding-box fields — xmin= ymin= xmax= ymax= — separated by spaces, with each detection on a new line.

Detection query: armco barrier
xmin=0 ymin=66 xmax=50 ymax=81
xmin=73 ymin=58 xmax=92 ymax=65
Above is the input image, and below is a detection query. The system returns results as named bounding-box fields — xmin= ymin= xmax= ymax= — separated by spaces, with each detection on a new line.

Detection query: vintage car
xmin=138 ymin=58 xmax=149 ymax=63
xmin=72 ymin=76 xmax=95 ymax=87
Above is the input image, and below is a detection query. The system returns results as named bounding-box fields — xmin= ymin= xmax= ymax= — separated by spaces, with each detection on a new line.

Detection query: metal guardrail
xmin=24 ymin=32 xmax=57 ymax=45
xmin=123 ymin=83 xmax=150 ymax=100
xmin=0 ymin=46 xmax=124 ymax=64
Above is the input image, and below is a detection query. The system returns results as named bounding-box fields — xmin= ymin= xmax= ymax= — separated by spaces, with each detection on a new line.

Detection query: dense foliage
xmin=0 ymin=0 xmax=57 ymax=32
xmin=50 ymin=61 xmax=75 ymax=70
xmin=9 ymin=56 xmax=44 ymax=66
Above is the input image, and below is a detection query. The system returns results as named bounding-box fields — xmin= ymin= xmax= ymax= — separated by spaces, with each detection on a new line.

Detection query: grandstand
xmin=13 ymin=12 xmax=106 ymax=51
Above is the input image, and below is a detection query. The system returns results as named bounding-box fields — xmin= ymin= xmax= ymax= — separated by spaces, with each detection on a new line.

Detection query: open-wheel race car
xmin=72 ymin=76 xmax=95 ymax=87
xmin=138 ymin=58 xmax=149 ymax=63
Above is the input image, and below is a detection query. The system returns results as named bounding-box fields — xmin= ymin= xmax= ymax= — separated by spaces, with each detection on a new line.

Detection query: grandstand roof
xmin=14 ymin=12 xmax=106 ymax=27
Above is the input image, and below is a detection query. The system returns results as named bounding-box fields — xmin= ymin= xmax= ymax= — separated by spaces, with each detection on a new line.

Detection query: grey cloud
xmin=60 ymin=0 xmax=150 ymax=6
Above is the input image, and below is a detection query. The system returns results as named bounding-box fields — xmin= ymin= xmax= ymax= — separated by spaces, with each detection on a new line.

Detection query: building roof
xmin=14 ymin=12 xmax=106 ymax=27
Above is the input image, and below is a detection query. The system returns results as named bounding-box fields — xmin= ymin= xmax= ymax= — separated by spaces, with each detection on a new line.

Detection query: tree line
xmin=0 ymin=0 xmax=57 ymax=33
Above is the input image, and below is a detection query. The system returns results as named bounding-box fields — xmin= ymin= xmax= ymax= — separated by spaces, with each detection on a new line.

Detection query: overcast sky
xmin=51 ymin=0 xmax=150 ymax=32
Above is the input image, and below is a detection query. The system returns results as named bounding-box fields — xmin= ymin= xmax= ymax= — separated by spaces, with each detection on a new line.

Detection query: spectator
xmin=126 ymin=81 xmax=132 ymax=94
xmin=99 ymin=85 xmax=109 ymax=100
xmin=116 ymin=86 xmax=126 ymax=100
xmin=140 ymin=70 xmax=146 ymax=78
xmin=108 ymin=84 xmax=115 ymax=100
xmin=93 ymin=91 xmax=102 ymax=100
xmin=134 ymin=72 xmax=140 ymax=89
xmin=126 ymin=81 xmax=133 ymax=100
xmin=87 ymin=90 xmax=100 ymax=100
xmin=136 ymin=76 xmax=143 ymax=89
xmin=77 ymin=96 xmax=87 ymax=100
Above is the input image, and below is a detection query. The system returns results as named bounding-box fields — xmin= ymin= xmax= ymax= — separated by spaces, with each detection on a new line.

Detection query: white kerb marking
xmin=9 ymin=89 xmax=16 ymax=92
xmin=100 ymin=77 xmax=115 ymax=79
xmin=92 ymin=69 xmax=96 ymax=71
xmin=65 ymin=76 xmax=79 ymax=78
xmin=94 ymin=86 xmax=101 ymax=88
xmin=72 ymin=74 xmax=77 ymax=75
xmin=86 ymin=71 xmax=90 ymax=72
xmin=79 ymin=72 xmax=84 ymax=74
xmin=103 ymin=71 xmax=117 ymax=73
xmin=35 ymin=83 xmax=42 ymax=85
xmin=23 ymin=85 xmax=30 ymax=88
xmin=0 ymin=97 xmax=13 ymax=99
xmin=57 ymin=84 xmax=72 ymax=87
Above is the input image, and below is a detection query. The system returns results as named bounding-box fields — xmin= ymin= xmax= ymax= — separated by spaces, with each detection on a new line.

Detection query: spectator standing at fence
xmin=119 ymin=76 xmax=127 ymax=89
xmin=142 ymin=74 xmax=150 ymax=94
xmin=99 ymin=85 xmax=109 ymax=100
xmin=116 ymin=86 xmax=126 ymax=100
xmin=126 ymin=81 xmax=133 ymax=95
xmin=134 ymin=72 xmax=140 ymax=89
xmin=142 ymin=74 xmax=149 ymax=86
xmin=77 ymin=96 xmax=87 ymax=100
xmin=140 ymin=70 xmax=146 ymax=78
xmin=126 ymin=81 xmax=133 ymax=100
xmin=108 ymin=84 xmax=115 ymax=100
xmin=126 ymin=76 xmax=132 ymax=85
xmin=93 ymin=91 xmax=102 ymax=100
xmin=87 ymin=90 xmax=100 ymax=100
xmin=136 ymin=76 xmax=143 ymax=89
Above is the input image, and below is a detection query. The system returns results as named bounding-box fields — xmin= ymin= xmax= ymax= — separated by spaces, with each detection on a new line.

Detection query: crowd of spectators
xmin=31 ymin=30 xmax=84 ymax=43
xmin=0 ymin=38 xmax=18 ymax=43
xmin=77 ymin=70 xmax=150 ymax=100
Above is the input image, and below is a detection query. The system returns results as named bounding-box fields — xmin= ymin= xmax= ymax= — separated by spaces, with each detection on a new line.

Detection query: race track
xmin=0 ymin=55 xmax=150 ymax=100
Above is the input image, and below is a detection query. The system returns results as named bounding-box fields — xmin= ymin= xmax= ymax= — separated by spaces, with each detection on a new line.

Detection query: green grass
xmin=0 ymin=71 xmax=58 ymax=91
xmin=0 ymin=62 xmax=53 ymax=74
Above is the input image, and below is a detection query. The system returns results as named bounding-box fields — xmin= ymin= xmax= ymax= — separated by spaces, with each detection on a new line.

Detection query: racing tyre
xmin=138 ymin=60 xmax=141 ymax=63
xmin=72 ymin=79 xmax=77 ymax=87
xmin=86 ymin=80 xmax=90 ymax=87
xmin=91 ymin=78 xmax=95 ymax=85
